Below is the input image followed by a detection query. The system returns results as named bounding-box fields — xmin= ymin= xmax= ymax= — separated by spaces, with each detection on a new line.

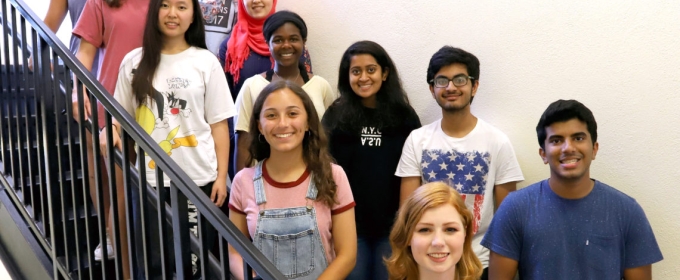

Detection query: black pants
xmin=132 ymin=182 xmax=217 ymax=280
xmin=481 ymin=267 xmax=488 ymax=280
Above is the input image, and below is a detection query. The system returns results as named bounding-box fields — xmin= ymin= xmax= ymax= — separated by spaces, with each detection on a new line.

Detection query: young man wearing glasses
xmin=481 ymin=100 xmax=663 ymax=279
xmin=395 ymin=46 xmax=524 ymax=279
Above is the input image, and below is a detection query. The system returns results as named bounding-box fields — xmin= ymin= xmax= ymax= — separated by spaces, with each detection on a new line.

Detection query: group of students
xmin=42 ymin=0 xmax=664 ymax=279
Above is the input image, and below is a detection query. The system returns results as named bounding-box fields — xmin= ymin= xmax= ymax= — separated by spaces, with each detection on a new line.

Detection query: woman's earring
xmin=258 ymin=134 xmax=265 ymax=143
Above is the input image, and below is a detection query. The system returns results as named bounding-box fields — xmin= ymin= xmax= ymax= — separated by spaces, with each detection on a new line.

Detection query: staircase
xmin=0 ymin=0 xmax=285 ymax=279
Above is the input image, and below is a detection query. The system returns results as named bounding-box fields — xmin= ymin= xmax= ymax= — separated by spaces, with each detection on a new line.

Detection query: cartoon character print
xmin=167 ymin=92 xmax=192 ymax=118
xmin=136 ymin=90 xmax=197 ymax=169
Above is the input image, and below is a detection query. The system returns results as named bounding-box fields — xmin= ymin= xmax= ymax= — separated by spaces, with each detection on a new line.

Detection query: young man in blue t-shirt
xmin=481 ymin=99 xmax=663 ymax=279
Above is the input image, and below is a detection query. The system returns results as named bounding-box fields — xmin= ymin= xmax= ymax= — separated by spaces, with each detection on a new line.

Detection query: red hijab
xmin=225 ymin=0 xmax=278 ymax=83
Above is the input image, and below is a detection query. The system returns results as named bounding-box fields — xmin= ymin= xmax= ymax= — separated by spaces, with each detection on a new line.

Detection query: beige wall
xmin=22 ymin=0 xmax=680 ymax=277
xmin=278 ymin=0 xmax=680 ymax=277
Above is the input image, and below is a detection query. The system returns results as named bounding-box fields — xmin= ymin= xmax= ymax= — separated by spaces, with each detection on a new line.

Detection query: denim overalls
xmin=252 ymin=161 xmax=328 ymax=279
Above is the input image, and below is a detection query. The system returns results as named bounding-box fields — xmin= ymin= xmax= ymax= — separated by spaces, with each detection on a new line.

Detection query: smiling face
xmin=158 ymin=0 xmax=194 ymax=40
xmin=539 ymin=118 xmax=599 ymax=184
xmin=429 ymin=63 xmax=477 ymax=112
xmin=349 ymin=54 xmax=387 ymax=108
xmin=257 ymin=88 xmax=309 ymax=155
xmin=410 ymin=204 xmax=465 ymax=278
xmin=242 ymin=0 xmax=274 ymax=19
xmin=268 ymin=22 xmax=304 ymax=68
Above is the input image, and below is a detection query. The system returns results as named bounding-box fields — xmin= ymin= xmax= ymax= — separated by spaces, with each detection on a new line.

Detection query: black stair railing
xmin=0 ymin=0 xmax=285 ymax=279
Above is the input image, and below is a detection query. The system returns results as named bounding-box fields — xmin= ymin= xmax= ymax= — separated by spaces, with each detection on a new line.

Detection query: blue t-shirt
xmin=481 ymin=180 xmax=663 ymax=279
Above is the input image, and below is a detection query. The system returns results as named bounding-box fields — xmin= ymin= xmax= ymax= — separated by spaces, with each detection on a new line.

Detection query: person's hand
xmin=210 ymin=177 xmax=228 ymax=207
xmin=28 ymin=55 xmax=33 ymax=71
xmin=72 ymin=85 xmax=91 ymax=122
xmin=99 ymin=125 xmax=122 ymax=156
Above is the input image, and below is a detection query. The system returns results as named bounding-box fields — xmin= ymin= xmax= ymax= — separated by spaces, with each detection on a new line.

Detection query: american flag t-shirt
xmin=420 ymin=149 xmax=491 ymax=234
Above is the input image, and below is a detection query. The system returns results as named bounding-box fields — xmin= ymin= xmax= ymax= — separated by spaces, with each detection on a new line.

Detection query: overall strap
xmin=305 ymin=174 xmax=318 ymax=200
xmin=253 ymin=161 xmax=267 ymax=205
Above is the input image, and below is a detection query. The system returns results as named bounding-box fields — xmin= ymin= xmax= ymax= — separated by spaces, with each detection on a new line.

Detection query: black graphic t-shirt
xmin=323 ymin=105 xmax=421 ymax=238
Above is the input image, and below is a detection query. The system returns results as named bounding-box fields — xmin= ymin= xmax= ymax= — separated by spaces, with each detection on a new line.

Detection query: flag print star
xmin=420 ymin=149 xmax=492 ymax=235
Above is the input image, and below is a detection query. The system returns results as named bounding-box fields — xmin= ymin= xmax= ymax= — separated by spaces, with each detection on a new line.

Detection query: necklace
xmin=274 ymin=70 xmax=300 ymax=82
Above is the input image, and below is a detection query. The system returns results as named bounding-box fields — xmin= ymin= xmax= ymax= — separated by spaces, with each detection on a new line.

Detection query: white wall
xmin=279 ymin=0 xmax=680 ymax=277
xmin=24 ymin=0 xmax=73 ymax=42
xmin=17 ymin=0 xmax=680 ymax=277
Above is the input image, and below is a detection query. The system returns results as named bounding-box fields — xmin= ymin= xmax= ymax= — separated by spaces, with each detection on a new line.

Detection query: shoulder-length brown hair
xmin=247 ymin=80 xmax=337 ymax=207
xmin=386 ymin=182 xmax=482 ymax=280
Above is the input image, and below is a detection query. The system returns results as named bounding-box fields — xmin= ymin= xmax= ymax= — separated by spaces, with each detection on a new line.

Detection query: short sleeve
xmin=72 ymin=0 xmax=104 ymax=47
xmin=330 ymin=164 xmax=355 ymax=215
xmin=227 ymin=170 xmax=247 ymax=214
xmin=204 ymin=56 xmax=236 ymax=124
xmin=623 ymin=202 xmax=663 ymax=268
xmin=494 ymin=136 xmax=524 ymax=185
xmin=113 ymin=53 xmax=137 ymax=116
xmin=234 ymin=78 xmax=255 ymax=132
xmin=320 ymin=78 xmax=336 ymax=109
xmin=394 ymin=132 xmax=421 ymax=178
xmin=480 ymin=192 xmax=523 ymax=261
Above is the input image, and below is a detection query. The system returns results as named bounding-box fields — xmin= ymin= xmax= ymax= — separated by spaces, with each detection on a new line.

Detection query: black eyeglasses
xmin=430 ymin=74 xmax=475 ymax=88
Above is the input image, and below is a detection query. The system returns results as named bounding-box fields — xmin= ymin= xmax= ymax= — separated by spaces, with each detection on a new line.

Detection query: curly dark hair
xmin=247 ymin=80 xmax=338 ymax=207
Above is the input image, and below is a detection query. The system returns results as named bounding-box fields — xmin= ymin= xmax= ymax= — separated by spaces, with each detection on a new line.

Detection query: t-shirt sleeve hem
xmin=624 ymin=255 xmax=664 ymax=269
xmin=331 ymin=201 xmax=355 ymax=215
xmin=228 ymin=203 xmax=246 ymax=215
xmin=395 ymin=172 xmax=421 ymax=178
xmin=494 ymin=175 xmax=525 ymax=185
xmin=480 ymin=240 xmax=520 ymax=261
xmin=72 ymin=30 xmax=100 ymax=47
xmin=207 ymin=110 xmax=237 ymax=125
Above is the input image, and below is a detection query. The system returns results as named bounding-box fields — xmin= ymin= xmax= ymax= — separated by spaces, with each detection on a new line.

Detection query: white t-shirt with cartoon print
xmin=115 ymin=46 xmax=236 ymax=187
xmin=395 ymin=118 xmax=524 ymax=268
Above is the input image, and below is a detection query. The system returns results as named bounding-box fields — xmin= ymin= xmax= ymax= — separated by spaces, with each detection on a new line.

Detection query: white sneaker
xmin=94 ymin=235 xmax=115 ymax=261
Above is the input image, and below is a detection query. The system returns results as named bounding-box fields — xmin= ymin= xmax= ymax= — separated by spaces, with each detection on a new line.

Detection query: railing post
xmin=121 ymin=129 xmax=137 ymax=278
xmin=75 ymin=80 xmax=94 ymax=279
xmin=104 ymin=113 xmax=124 ymax=279
xmin=52 ymin=49 xmax=71 ymax=274
xmin=63 ymin=65 xmax=85 ymax=280
xmin=136 ymin=144 xmax=151 ymax=279
xmin=156 ymin=169 xmax=169 ymax=279
xmin=170 ymin=182 xmax=192 ymax=279
xmin=89 ymin=94 xmax=109 ymax=279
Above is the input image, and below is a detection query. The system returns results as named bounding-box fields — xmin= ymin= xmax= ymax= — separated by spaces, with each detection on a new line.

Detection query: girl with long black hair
xmin=101 ymin=0 xmax=234 ymax=277
xmin=322 ymin=40 xmax=421 ymax=280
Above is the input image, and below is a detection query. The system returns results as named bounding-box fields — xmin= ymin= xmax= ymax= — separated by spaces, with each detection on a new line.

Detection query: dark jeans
xmin=132 ymin=182 xmax=217 ymax=280
xmin=346 ymin=235 xmax=391 ymax=280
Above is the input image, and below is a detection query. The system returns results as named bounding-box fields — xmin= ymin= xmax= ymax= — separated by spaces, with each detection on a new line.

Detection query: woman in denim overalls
xmin=228 ymin=81 xmax=358 ymax=279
